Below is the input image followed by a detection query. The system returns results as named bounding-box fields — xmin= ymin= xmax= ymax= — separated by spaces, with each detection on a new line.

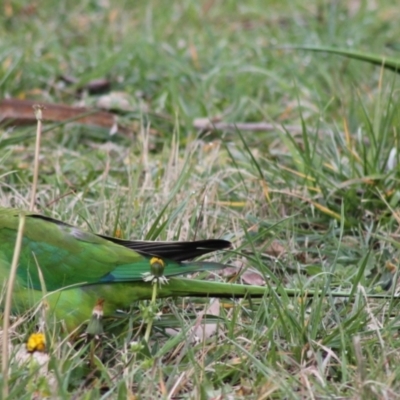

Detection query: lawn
xmin=1 ymin=0 xmax=400 ymax=398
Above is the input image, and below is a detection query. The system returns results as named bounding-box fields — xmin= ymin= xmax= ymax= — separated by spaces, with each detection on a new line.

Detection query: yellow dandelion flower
xmin=26 ymin=333 xmax=46 ymax=353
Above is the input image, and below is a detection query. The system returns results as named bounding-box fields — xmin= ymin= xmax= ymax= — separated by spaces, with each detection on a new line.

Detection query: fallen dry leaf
xmin=165 ymin=299 xmax=221 ymax=342
xmin=192 ymin=298 xmax=220 ymax=341
xmin=265 ymin=240 xmax=286 ymax=258
xmin=59 ymin=75 xmax=111 ymax=95
xmin=220 ymin=265 xmax=266 ymax=286
xmin=96 ymin=92 xmax=134 ymax=112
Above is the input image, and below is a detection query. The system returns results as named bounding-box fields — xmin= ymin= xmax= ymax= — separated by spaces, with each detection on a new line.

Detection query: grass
xmin=2 ymin=0 xmax=400 ymax=398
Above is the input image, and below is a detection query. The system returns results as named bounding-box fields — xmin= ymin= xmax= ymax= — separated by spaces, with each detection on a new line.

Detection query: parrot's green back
xmin=0 ymin=209 xmax=230 ymax=290
xmin=0 ymin=207 xmax=242 ymax=331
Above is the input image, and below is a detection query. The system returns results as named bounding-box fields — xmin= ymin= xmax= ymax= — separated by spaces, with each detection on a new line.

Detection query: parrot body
xmin=0 ymin=208 xmax=268 ymax=332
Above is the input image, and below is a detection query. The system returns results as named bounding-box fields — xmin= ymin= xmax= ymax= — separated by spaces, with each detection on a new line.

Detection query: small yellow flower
xmin=26 ymin=332 xmax=46 ymax=353
xmin=150 ymin=257 xmax=165 ymax=273
xmin=142 ymin=257 xmax=168 ymax=285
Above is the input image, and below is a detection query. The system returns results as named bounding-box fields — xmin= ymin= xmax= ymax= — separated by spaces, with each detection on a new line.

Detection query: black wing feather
xmin=98 ymin=237 xmax=232 ymax=261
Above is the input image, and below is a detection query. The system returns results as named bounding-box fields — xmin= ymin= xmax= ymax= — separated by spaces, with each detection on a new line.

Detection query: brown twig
xmin=193 ymin=118 xmax=317 ymax=134
xmin=0 ymin=98 xmax=130 ymax=134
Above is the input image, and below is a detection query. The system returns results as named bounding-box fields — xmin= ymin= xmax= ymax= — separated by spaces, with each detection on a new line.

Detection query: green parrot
xmin=0 ymin=207 xmax=270 ymax=332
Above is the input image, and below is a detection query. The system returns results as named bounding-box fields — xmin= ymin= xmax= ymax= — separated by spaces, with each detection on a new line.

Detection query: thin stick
xmin=1 ymin=214 xmax=26 ymax=399
xmin=29 ymin=105 xmax=44 ymax=211
xmin=144 ymin=283 xmax=158 ymax=343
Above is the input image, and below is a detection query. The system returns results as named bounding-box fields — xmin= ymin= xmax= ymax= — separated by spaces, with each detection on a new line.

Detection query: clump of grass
xmin=2 ymin=1 xmax=400 ymax=398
